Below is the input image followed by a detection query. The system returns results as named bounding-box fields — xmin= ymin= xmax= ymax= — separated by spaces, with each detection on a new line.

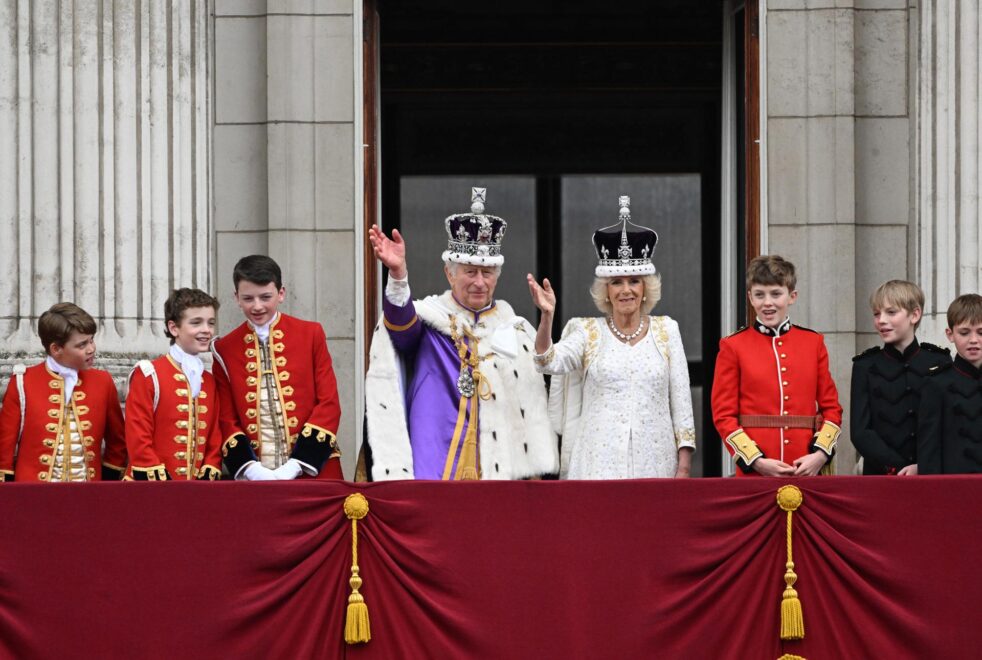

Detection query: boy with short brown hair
xmin=0 ymin=303 xmax=127 ymax=482
xmin=125 ymin=288 xmax=224 ymax=481
xmin=918 ymin=294 xmax=982 ymax=473
xmin=712 ymin=255 xmax=843 ymax=476
xmin=851 ymin=280 xmax=950 ymax=475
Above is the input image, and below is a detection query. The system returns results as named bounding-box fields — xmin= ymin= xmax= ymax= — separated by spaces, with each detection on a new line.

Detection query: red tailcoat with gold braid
xmin=124 ymin=356 xmax=223 ymax=481
xmin=0 ymin=363 xmax=127 ymax=482
xmin=711 ymin=320 xmax=842 ymax=476
xmin=211 ymin=313 xmax=343 ymax=479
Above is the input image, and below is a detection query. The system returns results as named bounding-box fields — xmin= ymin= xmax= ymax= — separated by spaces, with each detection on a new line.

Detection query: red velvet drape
xmin=0 ymin=477 xmax=979 ymax=659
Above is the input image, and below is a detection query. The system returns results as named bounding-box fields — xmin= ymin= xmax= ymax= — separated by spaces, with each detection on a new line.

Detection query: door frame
xmin=361 ymin=0 xmax=764 ymax=477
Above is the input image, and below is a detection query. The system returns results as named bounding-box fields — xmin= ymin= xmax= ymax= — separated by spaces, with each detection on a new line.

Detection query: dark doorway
xmin=376 ymin=1 xmax=725 ymax=476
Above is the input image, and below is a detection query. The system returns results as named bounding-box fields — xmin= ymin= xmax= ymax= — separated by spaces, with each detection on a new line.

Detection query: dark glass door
xmin=379 ymin=0 xmax=724 ymax=475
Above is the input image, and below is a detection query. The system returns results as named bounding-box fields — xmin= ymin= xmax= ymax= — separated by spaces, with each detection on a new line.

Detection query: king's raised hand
xmin=369 ymin=224 xmax=408 ymax=279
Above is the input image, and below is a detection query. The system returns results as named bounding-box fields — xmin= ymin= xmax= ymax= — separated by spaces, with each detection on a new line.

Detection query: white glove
xmin=272 ymin=459 xmax=303 ymax=480
xmin=241 ymin=462 xmax=278 ymax=481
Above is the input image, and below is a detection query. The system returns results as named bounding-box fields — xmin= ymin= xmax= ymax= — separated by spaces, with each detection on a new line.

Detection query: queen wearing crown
xmin=527 ymin=196 xmax=696 ymax=479
xmin=365 ymin=187 xmax=559 ymax=480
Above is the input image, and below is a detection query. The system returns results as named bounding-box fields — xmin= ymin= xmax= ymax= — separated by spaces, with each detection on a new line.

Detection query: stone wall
xmin=213 ymin=0 xmax=363 ymax=477
xmin=765 ymin=0 xmax=912 ymax=473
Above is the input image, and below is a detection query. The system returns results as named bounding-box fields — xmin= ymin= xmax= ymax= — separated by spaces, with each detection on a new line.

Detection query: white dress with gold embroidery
xmin=536 ymin=316 xmax=696 ymax=479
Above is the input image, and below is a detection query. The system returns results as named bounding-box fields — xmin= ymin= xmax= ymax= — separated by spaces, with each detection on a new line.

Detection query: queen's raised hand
xmin=527 ymin=274 xmax=556 ymax=316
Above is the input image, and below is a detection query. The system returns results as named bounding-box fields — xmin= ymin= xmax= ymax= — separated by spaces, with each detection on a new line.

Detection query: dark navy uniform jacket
xmin=917 ymin=355 xmax=982 ymax=474
xmin=851 ymin=339 xmax=950 ymax=474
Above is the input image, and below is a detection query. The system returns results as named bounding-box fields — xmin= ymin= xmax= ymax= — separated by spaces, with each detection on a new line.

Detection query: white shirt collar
xmin=46 ymin=356 xmax=79 ymax=399
xmin=169 ymin=343 xmax=204 ymax=398
xmin=250 ymin=312 xmax=279 ymax=343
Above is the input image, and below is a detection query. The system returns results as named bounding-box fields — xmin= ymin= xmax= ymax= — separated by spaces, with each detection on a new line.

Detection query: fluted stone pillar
xmin=0 ymin=0 xmax=211 ymax=386
xmin=915 ymin=0 xmax=982 ymax=342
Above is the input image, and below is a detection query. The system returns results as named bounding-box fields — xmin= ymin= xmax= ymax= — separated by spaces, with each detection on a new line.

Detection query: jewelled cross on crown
xmin=618 ymin=195 xmax=632 ymax=260
xmin=471 ymin=187 xmax=487 ymax=215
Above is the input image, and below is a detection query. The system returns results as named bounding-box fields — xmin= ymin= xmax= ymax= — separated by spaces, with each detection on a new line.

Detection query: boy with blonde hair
xmin=851 ymin=280 xmax=950 ymax=475
xmin=918 ymin=294 xmax=982 ymax=473
xmin=712 ymin=255 xmax=842 ymax=476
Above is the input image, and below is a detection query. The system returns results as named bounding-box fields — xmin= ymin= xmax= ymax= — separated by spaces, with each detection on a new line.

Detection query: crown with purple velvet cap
xmin=441 ymin=187 xmax=508 ymax=267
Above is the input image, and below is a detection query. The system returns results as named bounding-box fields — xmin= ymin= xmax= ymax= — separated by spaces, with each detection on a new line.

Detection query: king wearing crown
xmin=365 ymin=187 xmax=558 ymax=480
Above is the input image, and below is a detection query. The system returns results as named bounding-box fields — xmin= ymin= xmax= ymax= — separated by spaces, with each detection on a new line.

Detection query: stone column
xmin=213 ymin=0 xmax=363 ymax=477
xmin=0 ymin=0 xmax=211 ymax=384
xmin=765 ymin=1 xmax=917 ymax=473
xmin=914 ymin=0 xmax=982 ymax=342
xmin=765 ymin=1 xmax=859 ymax=471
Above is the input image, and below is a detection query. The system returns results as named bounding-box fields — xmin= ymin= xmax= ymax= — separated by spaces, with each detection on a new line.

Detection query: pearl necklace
xmin=608 ymin=316 xmax=646 ymax=342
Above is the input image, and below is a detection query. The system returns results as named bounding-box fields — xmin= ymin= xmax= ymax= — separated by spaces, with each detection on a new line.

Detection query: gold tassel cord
xmin=344 ymin=493 xmax=371 ymax=645
xmin=776 ymin=485 xmax=805 ymax=642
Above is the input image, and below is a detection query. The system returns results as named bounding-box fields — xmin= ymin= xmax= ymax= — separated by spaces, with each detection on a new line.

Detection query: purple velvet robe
xmin=383 ymin=294 xmax=494 ymax=479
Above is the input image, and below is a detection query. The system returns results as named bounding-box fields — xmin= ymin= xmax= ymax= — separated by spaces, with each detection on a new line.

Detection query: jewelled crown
xmin=592 ymin=196 xmax=658 ymax=277
xmin=441 ymin=187 xmax=507 ymax=267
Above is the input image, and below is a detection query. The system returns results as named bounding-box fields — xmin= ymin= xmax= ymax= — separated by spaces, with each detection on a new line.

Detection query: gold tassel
xmin=344 ymin=493 xmax=371 ymax=644
xmin=776 ymin=485 xmax=805 ymax=641
xmin=778 ymin=655 xmax=806 ymax=660
xmin=455 ymin=372 xmax=490 ymax=481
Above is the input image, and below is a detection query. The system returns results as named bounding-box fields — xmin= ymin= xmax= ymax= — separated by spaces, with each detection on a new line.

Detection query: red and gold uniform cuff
xmin=290 ymin=422 xmax=339 ymax=474
xmin=221 ymin=433 xmax=258 ymax=477
xmin=812 ymin=421 xmax=840 ymax=457
xmin=101 ymin=462 xmax=126 ymax=481
xmin=197 ymin=465 xmax=222 ymax=481
xmin=131 ymin=465 xmax=170 ymax=481
xmin=725 ymin=429 xmax=763 ymax=465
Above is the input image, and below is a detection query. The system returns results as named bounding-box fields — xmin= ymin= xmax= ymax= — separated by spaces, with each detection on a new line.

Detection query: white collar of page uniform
xmin=250 ymin=312 xmax=280 ymax=344
xmin=169 ymin=343 xmax=204 ymax=398
xmin=46 ymin=356 xmax=79 ymax=399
